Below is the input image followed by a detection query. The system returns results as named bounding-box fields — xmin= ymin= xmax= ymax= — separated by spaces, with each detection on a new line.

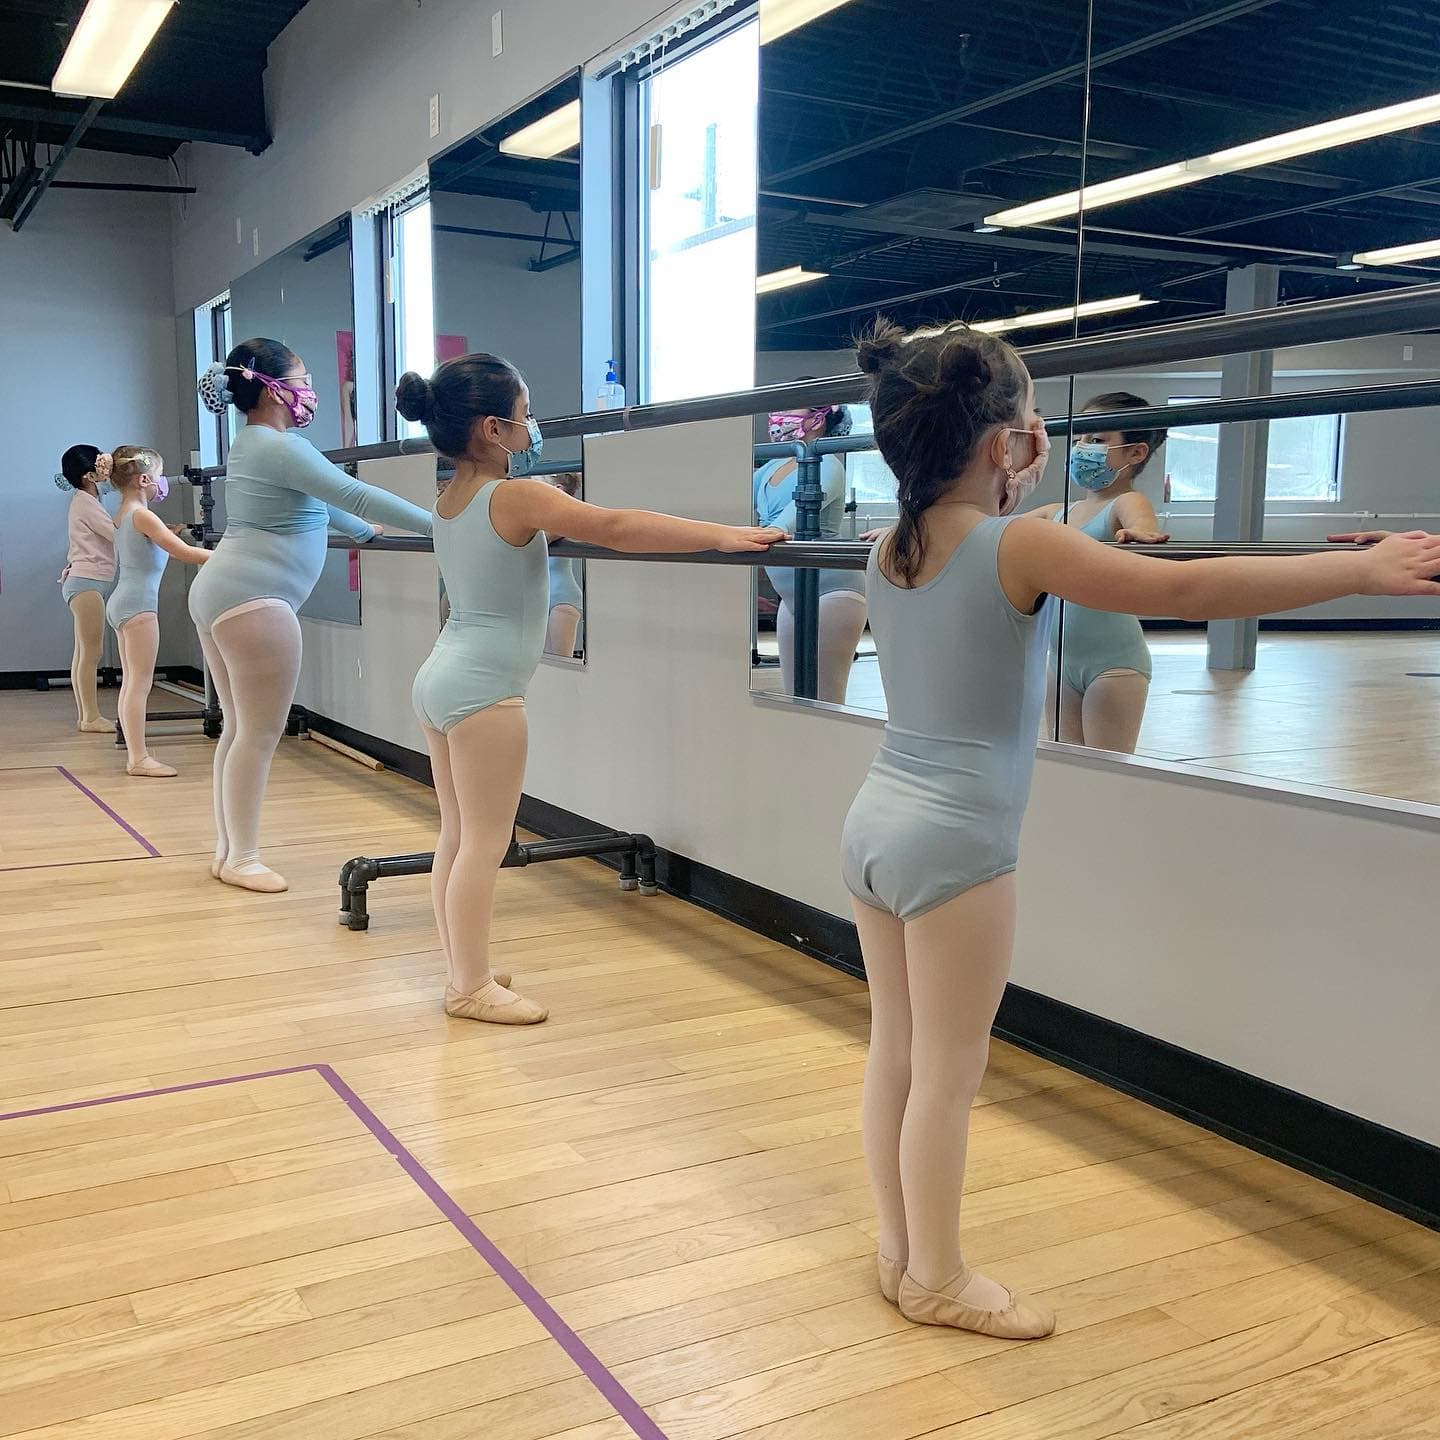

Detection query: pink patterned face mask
xmin=245 ymin=369 xmax=318 ymax=427
xmin=768 ymin=407 xmax=833 ymax=442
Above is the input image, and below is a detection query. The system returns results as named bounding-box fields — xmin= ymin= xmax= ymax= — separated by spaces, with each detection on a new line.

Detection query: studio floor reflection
xmin=753 ymin=633 xmax=1440 ymax=807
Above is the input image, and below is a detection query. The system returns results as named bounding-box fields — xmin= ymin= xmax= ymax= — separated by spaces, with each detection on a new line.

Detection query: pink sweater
xmin=62 ymin=491 xmax=116 ymax=582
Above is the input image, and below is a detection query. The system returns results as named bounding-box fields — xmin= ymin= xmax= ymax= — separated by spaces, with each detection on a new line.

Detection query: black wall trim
xmin=299 ymin=710 xmax=433 ymax=786
xmin=299 ymin=707 xmax=1440 ymax=1230
xmin=2 ymin=666 xmax=202 ymax=691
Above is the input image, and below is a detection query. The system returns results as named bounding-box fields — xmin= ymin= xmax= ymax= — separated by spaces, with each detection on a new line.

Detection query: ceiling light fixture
xmin=985 ymin=90 xmax=1440 ymax=230
xmin=759 ymin=0 xmax=856 ymax=45
xmin=498 ymin=99 xmax=581 ymax=160
xmin=1351 ymin=236 xmax=1440 ymax=267
xmin=756 ymin=265 xmax=828 ymax=294
xmin=972 ymin=293 xmax=1155 ymax=334
xmin=52 ymin=0 xmax=177 ymax=100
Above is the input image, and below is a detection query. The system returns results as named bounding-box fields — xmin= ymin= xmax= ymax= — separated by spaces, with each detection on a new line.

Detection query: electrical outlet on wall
xmin=491 ymin=10 xmax=502 ymax=56
xmin=429 ymin=93 xmax=441 ymax=139
xmin=1403 ymin=344 xmax=1415 ymax=362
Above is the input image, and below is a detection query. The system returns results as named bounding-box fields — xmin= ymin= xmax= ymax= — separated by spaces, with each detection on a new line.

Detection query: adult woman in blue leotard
xmin=1036 ymin=392 xmax=1170 ymax=753
xmin=843 ymin=318 xmax=1440 ymax=1342
xmin=192 ymin=338 xmax=433 ymax=893
xmin=395 ymin=353 xmax=784 ymax=1026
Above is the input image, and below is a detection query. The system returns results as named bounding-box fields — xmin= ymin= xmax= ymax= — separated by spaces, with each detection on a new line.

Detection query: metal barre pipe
xmin=182 ymin=283 xmax=1440 ymax=480
xmin=327 ymin=535 xmax=1370 ymax=567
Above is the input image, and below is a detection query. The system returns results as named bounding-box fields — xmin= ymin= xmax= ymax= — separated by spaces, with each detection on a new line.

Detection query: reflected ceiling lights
xmin=1352 ymin=236 xmax=1440 ymax=267
xmin=499 ymin=99 xmax=581 ymax=159
xmin=972 ymin=294 xmax=1155 ymax=334
xmin=52 ymin=0 xmax=177 ymax=99
xmin=759 ymin=0 xmax=856 ymax=45
xmin=985 ymin=90 xmax=1440 ymax=230
xmin=756 ymin=265 xmax=828 ymax=294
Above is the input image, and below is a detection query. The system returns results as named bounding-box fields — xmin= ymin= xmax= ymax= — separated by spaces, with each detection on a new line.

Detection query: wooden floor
xmin=2 ymin=688 xmax=1439 ymax=1440
xmin=755 ymin=632 xmax=1440 ymax=806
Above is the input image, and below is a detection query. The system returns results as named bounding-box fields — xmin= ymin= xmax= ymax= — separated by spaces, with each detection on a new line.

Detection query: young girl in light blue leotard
xmin=543 ymin=472 xmax=584 ymax=660
xmin=842 ymin=319 xmax=1440 ymax=1345
xmin=394 ymin=353 xmax=785 ymax=1026
xmin=1037 ymin=392 xmax=1171 ymax=754
xmin=191 ymin=338 xmax=433 ymax=893
xmin=106 ymin=446 xmax=211 ymax=778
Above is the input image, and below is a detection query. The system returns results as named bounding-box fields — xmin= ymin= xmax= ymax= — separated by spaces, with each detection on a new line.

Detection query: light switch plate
xmin=429 ymin=93 xmax=441 ymax=138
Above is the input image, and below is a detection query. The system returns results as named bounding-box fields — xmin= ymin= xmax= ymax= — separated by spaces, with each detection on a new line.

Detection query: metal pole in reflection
xmin=792 ymin=449 xmax=822 ymax=700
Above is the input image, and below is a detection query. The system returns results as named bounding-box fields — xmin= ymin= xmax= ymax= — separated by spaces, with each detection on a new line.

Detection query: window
xmin=194 ymin=292 xmax=233 ymax=467
xmin=640 ymin=21 xmax=759 ymax=403
xmin=394 ymin=197 xmax=435 ymax=438
xmin=843 ymin=403 xmax=898 ymax=504
xmin=1166 ymin=401 xmax=1343 ymax=503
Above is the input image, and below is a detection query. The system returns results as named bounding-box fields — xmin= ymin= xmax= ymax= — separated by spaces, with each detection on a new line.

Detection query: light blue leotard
xmin=412 ymin=480 xmax=549 ymax=733
xmin=1053 ymin=501 xmax=1152 ymax=694
xmin=547 ymin=556 xmax=583 ymax=612
xmin=188 ymin=424 xmax=432 ymax=629
xmin=754 ymin=455 xmax=864 ymax=607
xmin=62 ymin=576 xmax=115 ymax=604
xmin=841 ymin=517 xmax=1054 ymax=922
xmin=105 ymin=511 xmax=169 ymax=629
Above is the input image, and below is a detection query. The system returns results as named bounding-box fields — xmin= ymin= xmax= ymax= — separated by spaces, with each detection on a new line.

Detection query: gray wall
xmin=1 ymin=152 xmax=187 ymax=676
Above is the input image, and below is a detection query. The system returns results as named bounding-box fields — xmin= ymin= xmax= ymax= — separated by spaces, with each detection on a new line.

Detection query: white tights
xmin=853 ymin=874 xmax=1019 ymax=1311
xmin=197 ymin=599 xmax=302 ymax=890
xmin=116 ymin=614 xmax=174 ymax=776
xmin=777 ymin=591 xmax=868 ymax=705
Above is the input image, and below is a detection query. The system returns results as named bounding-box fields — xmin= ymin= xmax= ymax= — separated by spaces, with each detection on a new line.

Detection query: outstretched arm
xmin=133 ymin=508 xmax=211 ymax=564
xmin=999 ymin=516 xmax=1440 ymax=619
xmin=492 ymin=479 xmax=785 ymax=553
xmin=1112 ymin=490 xmax=1169 ymax=545
xmin=283 ymin=440 xmax=433 ymax=536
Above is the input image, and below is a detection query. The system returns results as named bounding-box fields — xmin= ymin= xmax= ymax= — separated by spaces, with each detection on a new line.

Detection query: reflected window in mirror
xmin=193 ymin=290 xmax=234 ymax=468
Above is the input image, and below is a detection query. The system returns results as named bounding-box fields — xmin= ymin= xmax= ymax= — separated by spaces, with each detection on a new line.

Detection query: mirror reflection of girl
xmin=57 ymin=446 xmax=118 ymax=733
xmin=1035 ymin=393 xmax=1170 ymax=753
xmin=544 ymin=472 xmax=584 ymax=659
xmin=106 ymin=447 xmax=211 ymax=777
xmin=754 ymin=403 xmax=868 ymax=704
xmin=845 ymin=318 xmax=1440 ymax=1342
xmin=396 ymin=353 xmax=785 ymax=1026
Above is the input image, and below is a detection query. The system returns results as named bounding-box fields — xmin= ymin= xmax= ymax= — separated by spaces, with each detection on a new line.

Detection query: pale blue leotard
xmin=841 ymin=517 xmax=1054 ymax=921
xmin=754 ymin=455 xmax=863 ymax=607
xmin=547 ymin=556 xmax=583 ymax=611
xmin=1053 ymin=501 xmax=1153 ymax=693
xmin=188 ymin=424 xmax=432 ymax=629
xmin=106 ymin=511 xmax=169 ymax=629
xmin=412 ymin=479 xmax=549 ymax=733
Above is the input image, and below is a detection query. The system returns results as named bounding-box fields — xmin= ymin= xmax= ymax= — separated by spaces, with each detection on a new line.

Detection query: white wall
xmin=169 ymin=0 xmax=675 ymax=313
xmin=1 ymin=152 xmax=190 ymax=675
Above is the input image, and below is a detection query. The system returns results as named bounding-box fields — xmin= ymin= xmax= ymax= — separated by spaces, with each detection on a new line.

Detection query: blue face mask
xmin=1068 ymin=442 xmax=1121 ymax=491
xmin=500 ymin=416 xmax=544 ymax=477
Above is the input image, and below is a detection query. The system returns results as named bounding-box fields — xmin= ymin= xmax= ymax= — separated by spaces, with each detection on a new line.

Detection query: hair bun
xmin=940 ymin=336 xmax=991 ymax=393
xmin=856 ymin=319 xmax=905 ymax=376
xmin=54 ymin=472 xmax=72 ymax=493
xmin=395 ymin=371 xmax=433 ymax=424
xmin=197 ymin=362 xmax=234 ymax=415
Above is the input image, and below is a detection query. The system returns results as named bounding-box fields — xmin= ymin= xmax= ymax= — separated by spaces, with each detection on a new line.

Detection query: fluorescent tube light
xmin=756 ymin=265 xmax=827 ymax=294
xmin=972 ymin=294 xmax=1154 ymax=334
xmin=1352 ymin=236 xmax=1440 ymax=267
xmin=986 ymin=90 xmax=1440 ymax=229
xmin=498 ymin=99 xmax=581 ymax=159
xmin=52 ymin=0 xmax=176 ymax=100
xmin=760 ymin=0 xmax=856 ymax=45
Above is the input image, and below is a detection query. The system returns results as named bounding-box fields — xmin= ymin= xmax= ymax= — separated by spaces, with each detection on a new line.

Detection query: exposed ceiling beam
xmin=12 ymin=97 xmax=101 ymax=232
xmin=0 ymin=100 xmax=268 ymax=153
xmin=767 ymin=0 xmax=1286 ymax=186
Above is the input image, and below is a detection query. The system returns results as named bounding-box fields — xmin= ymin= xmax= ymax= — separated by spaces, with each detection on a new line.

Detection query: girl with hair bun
xmin=189 ymin=338 xmax=433 ymax=892
xmin=57 ymin=444 xmax=118 ymax=733
xmin=396 ymin=352 xmax=784 ymax=1026
xmin=842 ymin=317 xmax=1440 ymax=1343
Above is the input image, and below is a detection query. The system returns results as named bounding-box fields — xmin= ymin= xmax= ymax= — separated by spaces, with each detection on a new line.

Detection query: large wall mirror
xmin=430 ymin=72 xmax=586 ymax=663
xmin=229 ymin=215 xmax=360 ymax=625
xmin=750 ymin=0 xmax=1088 ymax=711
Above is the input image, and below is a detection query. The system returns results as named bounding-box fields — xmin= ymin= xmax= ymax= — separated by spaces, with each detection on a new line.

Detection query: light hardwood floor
xmin=2 ymin=688 xmax=1438 ymax=1440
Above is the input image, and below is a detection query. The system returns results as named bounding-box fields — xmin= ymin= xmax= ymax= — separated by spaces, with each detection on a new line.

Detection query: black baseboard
xmin=298 ymin=706 xmax=1440 ymax=1229
xmin=298 ymin=710 xmax=433 ymax=786
xmin=2 ymin=665 xmax=207 ymax=691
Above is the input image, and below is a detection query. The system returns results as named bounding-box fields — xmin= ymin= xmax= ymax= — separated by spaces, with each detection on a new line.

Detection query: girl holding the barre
xmin=396 ymin=352 xmax=784 ymax=1026
xmin=844 ymin=317 xmax=1440 ymax=1343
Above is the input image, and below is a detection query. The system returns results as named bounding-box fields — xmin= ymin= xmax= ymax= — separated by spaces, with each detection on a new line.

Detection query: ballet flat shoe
xmin=445 ymin=984 xmax=548 ymax=1025
xmin=898 ymin=1270 xmax=1055 ymax=1340
xmin=878 ymin=1254 xmax=906 ymax=1305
